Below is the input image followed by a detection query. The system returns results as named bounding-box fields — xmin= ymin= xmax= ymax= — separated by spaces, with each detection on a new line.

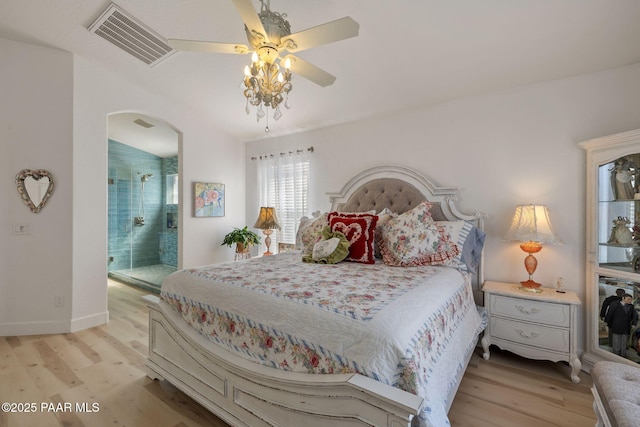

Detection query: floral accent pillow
xmin=296 ymin=213 xmax=329 ymax=254
xmin=379 ymin=201 xmax=460 ymax=267
xmin=328 ymin=212 xmax=378 ymax=264
xmin=437 ymin=220 xmax=471 ymax=271
xmin=375 ymin=207 xmax=398 ymax=258
xmin=435 ymin=220 xmax=485 ymax=273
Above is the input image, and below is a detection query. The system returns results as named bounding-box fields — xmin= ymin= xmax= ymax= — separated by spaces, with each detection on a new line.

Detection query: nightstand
xmin=481 ymin=280 xmax=582 ymax=383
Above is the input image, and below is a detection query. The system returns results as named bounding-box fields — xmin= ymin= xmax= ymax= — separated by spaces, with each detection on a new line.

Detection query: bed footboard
xmin=144 ymin=296 xmax=423 ymax=427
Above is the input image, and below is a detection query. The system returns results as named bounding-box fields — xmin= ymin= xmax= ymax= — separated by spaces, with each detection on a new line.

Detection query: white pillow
xmin=437 ymin=220 xmax=475 ymax=271
xmin=312 ymin=237 xmax=341 ymax=260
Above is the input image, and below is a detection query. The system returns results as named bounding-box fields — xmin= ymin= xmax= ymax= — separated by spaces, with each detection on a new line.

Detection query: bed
xmin=145 ymin=165 xmax=488 ymax=427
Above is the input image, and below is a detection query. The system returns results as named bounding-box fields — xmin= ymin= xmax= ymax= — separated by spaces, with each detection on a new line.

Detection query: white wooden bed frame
xmin=145 ymin=165 xmax=486 ymax=427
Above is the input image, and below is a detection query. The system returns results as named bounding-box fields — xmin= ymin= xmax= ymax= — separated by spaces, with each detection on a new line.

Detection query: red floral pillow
xmin=328 ymin=212 xmax=378 ymax=264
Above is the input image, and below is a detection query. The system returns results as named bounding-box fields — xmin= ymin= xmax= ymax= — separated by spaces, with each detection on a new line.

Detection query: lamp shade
xmin=504 ymin=204 xmax=563 ymax=244
xmin=253 ymin=207 xmax=281 ymax=230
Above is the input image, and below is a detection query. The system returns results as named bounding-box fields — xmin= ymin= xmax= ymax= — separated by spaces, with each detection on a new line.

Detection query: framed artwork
xmin=194 ymin=182 xmax=225 ymax=217
xmin=278 ymin=242 xmax=295 ymax=253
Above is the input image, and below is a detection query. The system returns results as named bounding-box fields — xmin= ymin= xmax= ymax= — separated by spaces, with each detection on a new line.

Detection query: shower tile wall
xmin=108 ymin=140 xmax=165 ymax=271
xmin=160 ymin=156 xmax=178 ymax=267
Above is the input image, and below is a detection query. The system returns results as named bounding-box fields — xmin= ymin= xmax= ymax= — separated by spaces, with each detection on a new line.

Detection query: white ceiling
xmin=2 ymin=0 xmax=640 ymax=156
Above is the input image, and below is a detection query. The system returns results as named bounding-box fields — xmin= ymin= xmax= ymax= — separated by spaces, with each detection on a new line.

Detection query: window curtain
xmin=256 ymin=151 xmax=309 ymax=252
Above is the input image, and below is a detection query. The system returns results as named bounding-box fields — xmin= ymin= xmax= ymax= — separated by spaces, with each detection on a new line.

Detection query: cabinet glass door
xmin=597 ymin=153 xmax=640 ymax=362
xmin=598 ymin=155 xmax=640 ymax=273
xmin=598 ymin=275 xmax=640 ymax=362
xmin=581 ymin=130 xmax=640 ymax=368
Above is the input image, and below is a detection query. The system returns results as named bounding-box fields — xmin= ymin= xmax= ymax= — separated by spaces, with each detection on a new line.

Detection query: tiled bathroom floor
xmin=109 ymin=264 xmax=176 ymax=293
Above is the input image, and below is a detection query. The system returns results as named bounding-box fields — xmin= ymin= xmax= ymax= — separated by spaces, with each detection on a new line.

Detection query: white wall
xmin=1 ymin=39 xmax=73 ymax=335
xmin=246 ymin=63 xmax=640 ymax=309
xmin=1 ymin=38 xmax=245 ymax=335
xmin=71 ymin=57 xmax=245 ymax=332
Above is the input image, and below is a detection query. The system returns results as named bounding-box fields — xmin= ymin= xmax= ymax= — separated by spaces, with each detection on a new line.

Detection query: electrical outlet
xmin=12 ymin=224 xmax=30 ymax=235
xmin=55 ymin=295 xmax=65 ymax=307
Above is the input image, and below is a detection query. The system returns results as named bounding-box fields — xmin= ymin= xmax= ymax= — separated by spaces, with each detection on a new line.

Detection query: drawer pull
xmin=514 ymin=329 xmax=540 ymax=340
xmin=515 ymin=305 xmax=541 ymax=315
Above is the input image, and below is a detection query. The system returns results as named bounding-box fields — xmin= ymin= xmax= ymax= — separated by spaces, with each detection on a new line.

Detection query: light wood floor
xmin=0 ymin=280 xmax=596 ymax=427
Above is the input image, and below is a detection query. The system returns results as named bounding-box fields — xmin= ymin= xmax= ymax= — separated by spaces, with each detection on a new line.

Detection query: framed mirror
xmin=15 ymin=169 xmax=54 ymax=213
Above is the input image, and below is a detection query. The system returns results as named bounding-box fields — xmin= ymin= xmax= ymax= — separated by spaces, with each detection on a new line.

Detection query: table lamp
xmin=254 ymin=207 xmax=281 ymax=256
xmin=504 ymin=204 xmax=563 ymax=290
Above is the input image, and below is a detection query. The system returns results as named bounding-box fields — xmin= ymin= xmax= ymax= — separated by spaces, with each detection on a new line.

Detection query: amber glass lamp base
xmin=518 ymin=241 xmax=543 ymax=291
xmin=520 ymin=279 xmax=542 ymax=289
xmin=262 ymin=229 xmax=274 ymax=256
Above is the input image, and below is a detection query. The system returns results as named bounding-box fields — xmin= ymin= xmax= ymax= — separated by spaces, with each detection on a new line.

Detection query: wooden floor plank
xmin=0 ymin=279 xmax=596 ymax=427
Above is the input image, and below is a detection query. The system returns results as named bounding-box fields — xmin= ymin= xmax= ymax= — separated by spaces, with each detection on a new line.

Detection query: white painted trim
xmin=70 ymin=310 xmax=109 ymax=332
xmin=0 ymin=320 xmax=70 ymax=336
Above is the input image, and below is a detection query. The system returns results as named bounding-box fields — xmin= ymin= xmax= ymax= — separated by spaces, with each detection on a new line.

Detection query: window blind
xmin=256 ymin=149 xmax=311 ymax=251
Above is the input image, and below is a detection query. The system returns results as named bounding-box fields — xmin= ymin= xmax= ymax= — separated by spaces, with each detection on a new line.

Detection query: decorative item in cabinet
xmin=607 ymin=216 xmax=633 ymax=245
xmin=609 ymin=156 xmax=639 ymax=200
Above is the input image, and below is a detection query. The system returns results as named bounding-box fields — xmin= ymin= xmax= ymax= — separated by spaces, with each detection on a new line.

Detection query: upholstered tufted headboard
xmin=337 ymin=177 xmax=449 ymax=220
xmin=327 ymin=165 xmax=486 ymax=299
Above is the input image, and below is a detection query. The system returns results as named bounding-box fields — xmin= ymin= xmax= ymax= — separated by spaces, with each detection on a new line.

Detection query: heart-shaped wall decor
xmin=15 ymin=169 xmax=54 ymax=213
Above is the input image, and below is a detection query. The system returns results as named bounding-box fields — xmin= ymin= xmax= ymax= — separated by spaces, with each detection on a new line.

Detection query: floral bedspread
xmin=160 ymin=251 xmax=487 ymax=427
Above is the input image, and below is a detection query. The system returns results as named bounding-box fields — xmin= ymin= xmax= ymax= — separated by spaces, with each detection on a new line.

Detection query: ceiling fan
xmin=167 ymin=0 xmax=360 ymax=88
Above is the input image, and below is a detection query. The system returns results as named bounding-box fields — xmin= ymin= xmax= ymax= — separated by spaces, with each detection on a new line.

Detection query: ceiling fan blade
xmin=283 ymin=55 xmax=336 ymax=87
xmin=168 ymin=39 xmax=249 ymax=54
xmin=232 ymin=0 xmax=269 ymax=43
xmin=281 ymin=17 xmax=359 ymax=53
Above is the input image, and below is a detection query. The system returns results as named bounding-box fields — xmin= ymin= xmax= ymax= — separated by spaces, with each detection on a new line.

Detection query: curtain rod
xmin=251 ymin=146 xmax=314 ymax=161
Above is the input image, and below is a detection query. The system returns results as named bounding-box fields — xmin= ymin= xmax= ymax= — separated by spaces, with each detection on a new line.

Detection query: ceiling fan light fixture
xmin=242 ymin=53 xmax=292 ymax=125
xmin=249 ymin=0 xmax=291 ymax=48
xmin=168 ymin=0 xmax=358 ymax=130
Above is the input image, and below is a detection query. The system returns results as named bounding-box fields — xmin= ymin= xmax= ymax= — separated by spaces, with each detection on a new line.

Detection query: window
xmin=256 ymin=151 xmax=310 ymax=250
xmin=166 ymin=174 xmax=179 ymax=205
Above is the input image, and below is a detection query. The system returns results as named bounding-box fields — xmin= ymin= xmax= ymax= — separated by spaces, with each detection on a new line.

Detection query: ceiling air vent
xmin=88 ymin=3 xmax=174 ymax=67
xmin=134 ymin=118 xmax=155 ymax=128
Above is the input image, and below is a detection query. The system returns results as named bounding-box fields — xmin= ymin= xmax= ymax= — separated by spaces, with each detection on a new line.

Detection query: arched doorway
xmin=106 ymin=112 xmax=181 ymax=293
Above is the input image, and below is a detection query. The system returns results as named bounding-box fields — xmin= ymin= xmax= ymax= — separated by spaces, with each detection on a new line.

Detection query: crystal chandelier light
xmin=243 ymin=50 xmax=292 ymax=129
xmin=241 ymin=0 xmax=294 ymax=132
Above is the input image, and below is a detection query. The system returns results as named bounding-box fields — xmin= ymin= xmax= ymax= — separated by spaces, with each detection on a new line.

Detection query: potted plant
xmin=221 ymin=226 xmax=261 ymax=256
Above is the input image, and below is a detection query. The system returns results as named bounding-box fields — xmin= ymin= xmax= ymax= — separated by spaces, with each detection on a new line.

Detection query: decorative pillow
xmin=328 ymin=212 xmax=378 ymax=264
xmin=379 ymin=201 xmax=460 ymax=267
xmin=302 ymin=227 xmax=350 ymax=264
xmin=437 ymin=221 xmax=472 ymax=271
xmin=314 ymin=238 xmax=341 ymax=259
xmin=296 ymin=212 xmax=329 ymax=254
xmin=461 ymin=225 xmax=486 ymax=273
xmin=375 ymin=208 xmax=398 ymax=258
xmin=437 ymin=220 xmax=486 ymax=272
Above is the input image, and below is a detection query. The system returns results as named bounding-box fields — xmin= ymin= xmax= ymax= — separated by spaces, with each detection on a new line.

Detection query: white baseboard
xmin=0 ymin=320 xmax=71 ymax=336
xmin=70 ymin=310 xmax=109 ymax=332
xmin=0 ymin=311 xmax=109 ymax=336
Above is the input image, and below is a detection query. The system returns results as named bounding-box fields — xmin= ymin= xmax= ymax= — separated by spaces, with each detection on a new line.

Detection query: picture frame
xmin=194 ymin=182 xmax=225 ymax=217
xmin=278 ymin=242 xmax=295 ymax=253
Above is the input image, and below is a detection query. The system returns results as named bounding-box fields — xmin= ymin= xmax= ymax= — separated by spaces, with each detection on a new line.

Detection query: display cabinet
xmin=580 ymin=129 xmax=640 ymax=368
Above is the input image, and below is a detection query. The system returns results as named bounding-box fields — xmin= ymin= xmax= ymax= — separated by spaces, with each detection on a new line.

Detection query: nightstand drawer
xmin=489 ymin=294 xmax=571 ymax=328
xmin=490 ymin=317 xmax=570 ymax=353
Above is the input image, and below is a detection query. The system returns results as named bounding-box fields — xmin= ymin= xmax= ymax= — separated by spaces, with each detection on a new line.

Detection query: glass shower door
xmin=108 ymin=164 xmax=134 ymax=273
